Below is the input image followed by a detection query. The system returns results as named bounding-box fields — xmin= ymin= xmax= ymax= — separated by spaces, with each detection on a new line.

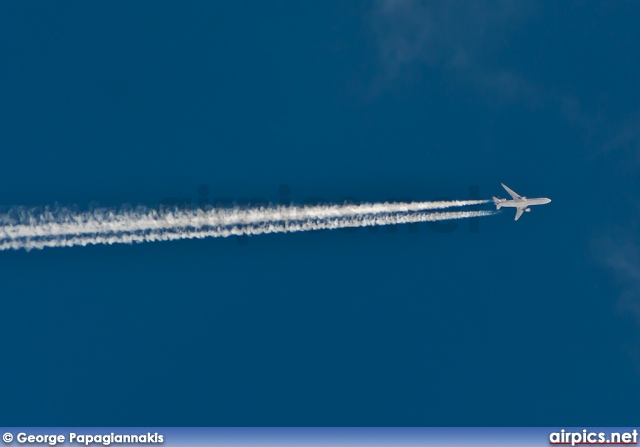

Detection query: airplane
xmin=492 ymin=183 xmax=551 ymax=221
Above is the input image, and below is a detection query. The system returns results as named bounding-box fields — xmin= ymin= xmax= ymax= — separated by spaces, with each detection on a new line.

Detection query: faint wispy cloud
xmin=379 ymin=1 xmax=532 ymax=58
xmin=596 ymin=233 xmax=640 ymax=374
xmin=599 ymin=113 xmax=640 ymax=163
xmin=596 ymin=230 xmax=640 ymax=323
xmin=371 ymin=0 xmax=624 ymax=157
xmin=370 ymin=0 xmax=537 ymax=103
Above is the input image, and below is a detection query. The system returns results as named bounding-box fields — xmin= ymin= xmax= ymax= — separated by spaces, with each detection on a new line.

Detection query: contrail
xmin=0 ymin=209 xmax=495 ymax=251
xmin=0 ymin=200 xmax=489 ymax=240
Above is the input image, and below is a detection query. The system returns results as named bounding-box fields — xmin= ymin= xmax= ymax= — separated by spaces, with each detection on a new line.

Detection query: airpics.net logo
xmin=549 ymin=429 xmax=638 ymax=446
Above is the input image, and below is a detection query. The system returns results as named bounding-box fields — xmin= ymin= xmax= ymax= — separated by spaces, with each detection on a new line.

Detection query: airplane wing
xmin=501 ymin=183 xmax=521 ymax=200
xmin=514 ymin=208 xmax=524 ymax=221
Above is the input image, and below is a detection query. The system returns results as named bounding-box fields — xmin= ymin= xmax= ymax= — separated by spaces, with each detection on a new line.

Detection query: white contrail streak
xmin=0 ymin=200 xmax=489 ymax=240
xmin=0 ymin=210 xmax=495 ymax=251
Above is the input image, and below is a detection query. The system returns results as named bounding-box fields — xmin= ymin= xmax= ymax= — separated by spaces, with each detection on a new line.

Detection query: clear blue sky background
xmin=1 ymin=1 xmax=639 ymax=425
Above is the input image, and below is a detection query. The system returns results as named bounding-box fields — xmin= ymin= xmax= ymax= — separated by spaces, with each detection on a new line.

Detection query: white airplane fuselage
xmin=497 ymin=197 xmax=551 ymax=209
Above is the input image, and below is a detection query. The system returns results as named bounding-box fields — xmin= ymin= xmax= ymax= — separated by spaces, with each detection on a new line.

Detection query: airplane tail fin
xmin=492 ymin=197 xmax=503 ymax=210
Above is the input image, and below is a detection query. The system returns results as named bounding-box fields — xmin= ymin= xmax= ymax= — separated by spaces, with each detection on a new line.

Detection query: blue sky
xmin=1 ymin=1 xmax=639 ymax=425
